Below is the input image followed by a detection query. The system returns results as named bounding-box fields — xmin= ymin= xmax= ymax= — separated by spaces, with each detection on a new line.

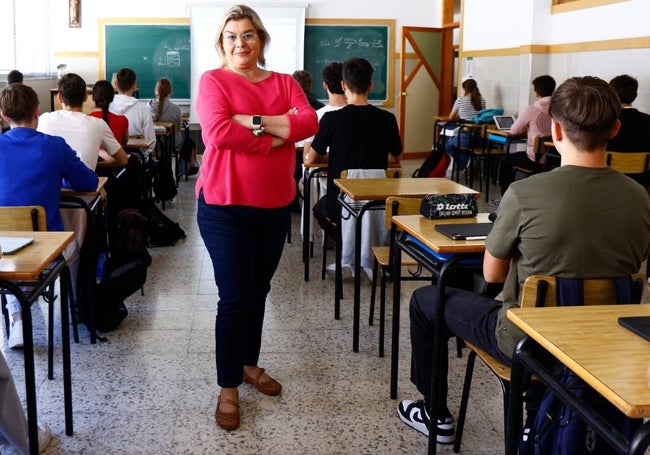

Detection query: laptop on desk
xmin=493 ymin=115 xmax=516 ymax=132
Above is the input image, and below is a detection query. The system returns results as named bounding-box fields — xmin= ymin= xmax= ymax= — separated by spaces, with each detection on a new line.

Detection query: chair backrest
xmin=383 ymin=196 xmax=422 ymax=229
xmin=339 ymin=168 xmax=401 ymax=179
xmin=0 ymin=206 xmax=46 ymax=231
xmin=520 ymin=274 xmax=645 ymax=308
xmin=606 ymin=151 xmax=650 ymax=175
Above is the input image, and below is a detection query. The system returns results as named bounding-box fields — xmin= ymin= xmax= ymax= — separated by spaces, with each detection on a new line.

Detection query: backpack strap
xmin=613 ymin=275 xmax=644 ymax=304
xmin=555 ymin=277 xmax=584 ymax=306
xmin=534 ymin=279 xmax=550 ymax=307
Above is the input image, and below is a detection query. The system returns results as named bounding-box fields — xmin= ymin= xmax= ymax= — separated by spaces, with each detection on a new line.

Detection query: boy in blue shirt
xmin=0 ymin=83 xmax=97 ymax=349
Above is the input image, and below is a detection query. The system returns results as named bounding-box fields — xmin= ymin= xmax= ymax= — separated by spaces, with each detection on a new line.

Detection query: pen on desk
xmin=464 ymin=236 xmax=486 ymax=241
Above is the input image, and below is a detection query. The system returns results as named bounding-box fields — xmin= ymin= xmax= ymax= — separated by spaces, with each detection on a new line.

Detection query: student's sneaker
xmin=397 ymin=399 xmax=455 ymax=444
xmin=0 ymin=422 xmax=51 ymax=454
xmin=326 ymin=263 xmax=354 ymax=280
xmin=37 ymin=422 xmax=52 ymax=452
xmin=8 ymin=320 xmax=24 ymax=349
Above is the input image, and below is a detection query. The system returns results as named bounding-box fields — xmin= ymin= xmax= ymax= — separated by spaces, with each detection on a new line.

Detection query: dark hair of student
xmin=57 ymin=73 xmax=87 ymax=107
xmin=609 ymin=74 xmax=638 ymax=105
xmin=116 ymin=68 xmax=137 ymax=93
xmin=92 ymin=80 xmax=115 ymax=123
xmin=342 ymin=58 xmax=373 ymax=94
xmin=322 ymin=62 xmax=344 ymax=95
xmin=215 ymin=4 xmax=270 ymax=67
xmin=532 ymin=75 xmax=556 ymax=98
xmin=7 ymin=70 xmax=23 ymax=85
xmin=292 ymin=70 xmax=313 ymax=92
xmin=0 ymin=83 xmax=39 ymax=123
xmin=461 ymin=78 xmax=483 ymax=111
xmin=549 ymin=76 xmax=621 ymax=151
xmin=154 ymin=78 xmax=173 ymax=121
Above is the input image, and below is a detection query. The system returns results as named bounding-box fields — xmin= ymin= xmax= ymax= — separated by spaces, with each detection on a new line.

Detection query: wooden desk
xmin=506 ymin=304 xmax=650 ymax=455
xmin=334 ymin=178 xmax=479 ymax=353
xmin=126 ymin=136 xmax=155 ymax=150
xmin=0 ymin=231 xmax=75 ymax=455
xmin=302 ymin=162 xmax=328 ymax=281
xmin=391 ymin=214 xmax=488 ymax=455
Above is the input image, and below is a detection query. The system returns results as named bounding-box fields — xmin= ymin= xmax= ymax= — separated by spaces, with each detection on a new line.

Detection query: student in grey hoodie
xmin=109 ymin=68 xmax=156 ymax=156
xmin=148 ymin=77 xmax=184 ymax=151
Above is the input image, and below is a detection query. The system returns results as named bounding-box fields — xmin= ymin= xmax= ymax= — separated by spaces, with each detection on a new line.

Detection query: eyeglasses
xmin=222 ymin=32 xmax=257 ymax=45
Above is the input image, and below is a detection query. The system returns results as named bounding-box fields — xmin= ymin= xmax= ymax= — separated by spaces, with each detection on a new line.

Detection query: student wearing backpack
xmin=0 ymin=83 xmax=98 ymax=349
xmin=195 ymin=5 xmax=318 ymax=431
xmin=397 ymin=76 xmax=650 ymax=445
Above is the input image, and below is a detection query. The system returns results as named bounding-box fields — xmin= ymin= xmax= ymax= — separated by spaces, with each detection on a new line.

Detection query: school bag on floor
xmin=95 ymin=208 xmax=152 ymax=333
xmin=520 ymin=367 xmax=642 ymax=455
xmin=412 ymin=147 xmax=451 ymax=178
xmin=139 ymin=198 xmax=186 ymax=246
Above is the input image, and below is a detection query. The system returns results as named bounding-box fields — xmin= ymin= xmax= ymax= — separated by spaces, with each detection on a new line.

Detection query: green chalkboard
xmin=304 ymin=21 xmax=393 ymax=104
xmin=104 ymin=24 xmax=191 ymax=100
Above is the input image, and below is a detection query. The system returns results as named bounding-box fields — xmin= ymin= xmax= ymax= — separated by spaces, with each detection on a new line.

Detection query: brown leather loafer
xmin=243 ymin=367 xmax=282 ymax=396
xmin=215 ymin=395 xmax=240 ymax=430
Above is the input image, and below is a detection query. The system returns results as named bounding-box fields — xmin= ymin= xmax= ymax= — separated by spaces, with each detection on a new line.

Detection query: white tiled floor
xmin=1 ymin=160 xmax=515 ymax=454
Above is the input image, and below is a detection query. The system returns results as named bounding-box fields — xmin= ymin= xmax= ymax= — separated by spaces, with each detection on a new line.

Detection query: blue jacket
xmin=0 ymin=127 xmax=98 ymax=231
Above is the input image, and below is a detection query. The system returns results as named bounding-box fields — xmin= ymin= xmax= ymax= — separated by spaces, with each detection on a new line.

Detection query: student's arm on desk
xmin=98 ymin=148 xmax=129 ymax=166
xmin=483 ymin=250 xmax=510 ymax=283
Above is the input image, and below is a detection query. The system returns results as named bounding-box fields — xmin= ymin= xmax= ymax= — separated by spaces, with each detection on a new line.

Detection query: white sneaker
xmin=363 ymin=267 xmax=374 ymax=283
xmin=8 ymin=320 xmax=24 ymax=349
xmin=37 ymin=422 xmax=52 ymax=453
xmin=326 ymin=263 xmax=354 ymax=280
xmin=0 ymin=422 xmax=51 ymax=454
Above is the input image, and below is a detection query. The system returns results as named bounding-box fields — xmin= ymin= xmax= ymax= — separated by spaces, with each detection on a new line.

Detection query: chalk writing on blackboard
xmin=304 ymin=23 xmax=392 ymax=104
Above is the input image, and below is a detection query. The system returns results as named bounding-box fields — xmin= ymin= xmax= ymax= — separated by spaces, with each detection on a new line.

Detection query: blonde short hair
xmin=214 ymin=4 xmax=270 ymax=67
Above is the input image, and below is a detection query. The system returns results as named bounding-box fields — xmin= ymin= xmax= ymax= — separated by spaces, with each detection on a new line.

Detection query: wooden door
xmin=398 ymin=25 xmax=456 ymax=155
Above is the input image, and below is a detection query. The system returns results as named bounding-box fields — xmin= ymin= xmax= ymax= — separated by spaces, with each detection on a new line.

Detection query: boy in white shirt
xmin=109 ymin=67 xmax=156 ymax=156
xmin=38 ymin=73 xmax=128 ymax=169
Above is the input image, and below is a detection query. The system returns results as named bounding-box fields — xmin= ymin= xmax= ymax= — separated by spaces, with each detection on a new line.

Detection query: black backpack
xmin=152 ymin=154 xmax=177 ymax=203
xmin=139 ymin=198 xmax=186 ymax=247
xmin=177 ymin=131 xmax=200 ymax=180
xmin=95 ymin=208 xmax=152 ymax=332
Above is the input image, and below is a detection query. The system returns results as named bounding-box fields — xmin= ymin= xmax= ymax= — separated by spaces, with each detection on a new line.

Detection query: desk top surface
xmin=126 ymin=136 xmax=155 ymax=148
xmin=60 ymin=176 xmax=107 ymax=196
xmin=486 ymin=128 xmax=525 ymax=138
xmin=0 ymin=231 xmax=74 ymax=280
xmin=508 ymin=304 xmax=650 ymax=418
xmin=392 ymin=213 xmax=489 ymax=253
xmin=334 ymin=178 xmax=479 ymax=201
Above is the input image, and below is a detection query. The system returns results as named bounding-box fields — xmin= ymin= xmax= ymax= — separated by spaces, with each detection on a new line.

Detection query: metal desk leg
xmin=302 ymin=167 xmax=311 ymax=281
xmin=505 ymin=336 xmax=530 ymax=455
xmin=390 ymin=240 xmax=402 ymax=399
xmin=60 ymin=266 xmax=74 ymax=436
xmin=334 ymin=205 xmax=343 ymax=319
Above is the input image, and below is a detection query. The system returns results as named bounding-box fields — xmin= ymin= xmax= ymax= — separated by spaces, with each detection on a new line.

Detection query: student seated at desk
xmin=148 ymin=77 xmax=184 ymax=151
xmin=38 ymin=73 xmax=128 ymax=169
xmin=110 ymin=68 xmax=156 ymax=157
xmin=445 ymin=78 xmax=486 ymax=172
xmin=499 ymin=75 xmax=555 ymax=195
xmin=88 ymin=79 xmax=129 ymax=147
xmin=0 ymin=83 xmax=98 ymax=349
xmin=397 ymin=76 xmax=650 ymax=444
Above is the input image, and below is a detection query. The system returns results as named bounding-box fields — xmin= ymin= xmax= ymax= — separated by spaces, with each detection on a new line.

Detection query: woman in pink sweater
xmin=195 ymin=4 xmax=318 ymax=431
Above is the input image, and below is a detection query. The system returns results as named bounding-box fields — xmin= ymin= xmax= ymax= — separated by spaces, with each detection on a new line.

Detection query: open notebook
xmin=0 ymin=236 xmax=34 ymax=255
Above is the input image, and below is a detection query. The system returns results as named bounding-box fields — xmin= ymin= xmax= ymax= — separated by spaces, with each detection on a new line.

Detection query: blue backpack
xmin=520 ymin=276 xmax=644 ymax=454
xmin=469 ymin=108 xmax=504 ymax=124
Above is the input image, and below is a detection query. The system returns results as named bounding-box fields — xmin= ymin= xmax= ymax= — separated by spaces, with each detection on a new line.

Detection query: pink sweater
xmin=510 ymin=96 xmax=552 ymax=161
xmin=196 ymin=69 xmax=318 ymax=208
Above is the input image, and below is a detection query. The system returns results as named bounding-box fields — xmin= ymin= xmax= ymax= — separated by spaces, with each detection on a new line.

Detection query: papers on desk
xmin=0 ymin=236 xmax=34 ymax=255
xmin=442 ymin=126 xmax=460 ymax=137
xmin=154 ymin=125 xmax=167 ymax=133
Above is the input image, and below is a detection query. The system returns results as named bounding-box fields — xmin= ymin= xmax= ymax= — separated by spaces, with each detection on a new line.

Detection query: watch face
xmin=252 ymin=115 xmax=263 ymax=127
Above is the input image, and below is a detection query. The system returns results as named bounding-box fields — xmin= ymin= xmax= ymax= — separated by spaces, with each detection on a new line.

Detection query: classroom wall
xmin=461 ymin=0 xmax=650 ymax=116
xmin=50 ymin=0 xmax=442 ymax=96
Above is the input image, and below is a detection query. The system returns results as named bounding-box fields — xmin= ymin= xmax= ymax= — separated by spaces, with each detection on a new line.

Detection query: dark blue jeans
xmin=445 ymin=130 xmax=478 ymax=170
xmin=409 ymin=285 xmax=510 ymax=414
xmin=197 ymin=192 xmax=291 ymax=388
